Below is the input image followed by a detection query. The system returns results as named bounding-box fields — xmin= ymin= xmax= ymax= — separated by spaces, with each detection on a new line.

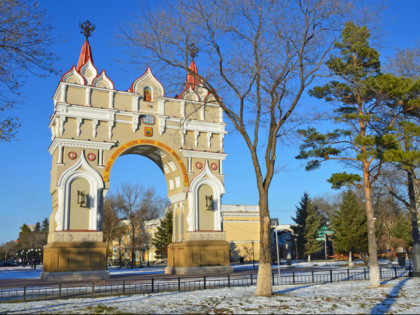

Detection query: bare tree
xmin=116 ymin=183 xmax=167 ymax=268
xmin=0 ymin=0 xmax=57 ymax=141
xmin=103 ymin=194 xmax=121 ymax=261
xmin=386 ymin=43 xmax=420 ymax=80
xmin=118 ymin=0 xmax=349 ymax=296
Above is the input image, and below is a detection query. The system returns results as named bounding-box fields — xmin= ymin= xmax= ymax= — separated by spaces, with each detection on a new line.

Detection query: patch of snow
xmin=0 ymin=277 xmax=418 ymax=314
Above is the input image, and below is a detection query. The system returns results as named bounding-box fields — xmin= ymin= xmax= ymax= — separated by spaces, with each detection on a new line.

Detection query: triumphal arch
xmin=41 ymin=27 xmax=232 ymax=281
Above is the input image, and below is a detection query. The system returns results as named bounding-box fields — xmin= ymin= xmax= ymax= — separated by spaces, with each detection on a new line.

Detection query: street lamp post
xmin=251 ymin=241 xmax=255 ymax=269
xmin=294 ymin=237 xmax=298 ymax=265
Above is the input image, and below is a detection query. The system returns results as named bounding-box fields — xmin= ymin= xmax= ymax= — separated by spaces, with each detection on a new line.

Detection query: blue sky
xmin=0 ymin=0 xmax=419 ymax=244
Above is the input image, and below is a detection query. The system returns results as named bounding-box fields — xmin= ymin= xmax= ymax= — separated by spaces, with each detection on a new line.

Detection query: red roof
xmin=177 ymin=60 xmax=199 ymax=99
xmin=76 ymin=40 xmax=93 ymax=71
xmin=186 ymin=60 xmax=199 ymax=89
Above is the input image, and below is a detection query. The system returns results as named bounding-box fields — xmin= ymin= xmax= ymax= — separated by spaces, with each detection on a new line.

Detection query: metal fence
xmin=0 ymin=266 xmax=411 ymax=303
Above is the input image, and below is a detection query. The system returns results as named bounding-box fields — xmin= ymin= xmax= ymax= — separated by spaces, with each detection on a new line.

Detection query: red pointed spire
xmin=76 ymin=40 xmax=93 ymax=71
xmin=186 ymin=60 xmax=199 ymax=89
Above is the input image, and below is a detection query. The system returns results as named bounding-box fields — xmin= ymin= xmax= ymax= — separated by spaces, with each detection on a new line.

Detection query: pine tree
xmin=152 ymin=209 xmax=173 ymax=260
xmin=41 ymin=218 xmax=49 ymax=232
xmin=304 ymin=200 xmax=323 ymax=258
xmin=291 ymin=193 xmax=310 ymax=258
xmin=295 ymin=22 xmax=415 ymax=287
xmin=331 ymin=190 xmax=368 ymax=256
xmin=391 ymin=211 xmax=413 ymax=249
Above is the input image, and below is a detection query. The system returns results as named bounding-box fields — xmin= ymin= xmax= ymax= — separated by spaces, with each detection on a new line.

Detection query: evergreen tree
xmin=331 ymin=190 xmax=368 ymax=255
xmin=152 ymin=209 xmax=173 ymax=260
xmin=295 ymin=22 xmax=415 ymax=287
xmin=41 ymin=218 xmax=49 ymax=232
xmin=292 ymin=193 xmax=310 ymax=258
xmin=34 ymin=222 xmax=41 ymax=232
xmin=391 ymin=211 xmax=413 ymax=249
xmin=304 ymin=200 xmax=323 ymax=258
xmin=17 ymin=223 xmax=31 ymax=249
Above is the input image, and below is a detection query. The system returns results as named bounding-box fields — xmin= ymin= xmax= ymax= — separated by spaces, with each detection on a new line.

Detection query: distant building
xmin=221 ymin=205 xmax=292 ymax=262
xmin=109 ymin=205 xmax=293 ymax=265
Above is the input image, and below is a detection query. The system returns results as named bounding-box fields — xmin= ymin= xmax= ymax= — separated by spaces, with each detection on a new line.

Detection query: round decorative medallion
xmin=210 ymin=163 xmax=218 ymax=170
xmin=195 ymin=162 xmax=203 ymax=169
xmin=84 ymin=69 xmax=92 ymax=77
xmin=68 ymin=151 xmax=77 ymax=160
xmin=87 ymin=153 xmax=96 ymax=161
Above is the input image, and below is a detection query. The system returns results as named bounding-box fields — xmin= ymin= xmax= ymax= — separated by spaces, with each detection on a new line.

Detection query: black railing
xmin=0 ymin=266 xmax=411 ymax=303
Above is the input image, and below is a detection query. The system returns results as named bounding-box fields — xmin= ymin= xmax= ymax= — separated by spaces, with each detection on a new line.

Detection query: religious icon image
xmin=144 ymin=87 xmax=152 ymax=102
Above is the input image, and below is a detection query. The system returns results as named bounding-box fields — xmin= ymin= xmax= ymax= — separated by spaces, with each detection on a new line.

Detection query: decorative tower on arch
xmin=42 ymin=23 xmax=232 ymax=280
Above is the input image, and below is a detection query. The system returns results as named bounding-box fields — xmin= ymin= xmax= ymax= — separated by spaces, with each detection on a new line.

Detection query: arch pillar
xmin=41 ymin=151 xmax=109 ymax=281
xmin=165 ymin=161 xmax=233 ymax=275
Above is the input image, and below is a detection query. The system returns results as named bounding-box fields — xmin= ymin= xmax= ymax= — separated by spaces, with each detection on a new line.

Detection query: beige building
xmin=108 ymin=219 xmax=160 ymax=266
xmin=222 ymin=205 xmax=261 ymax=262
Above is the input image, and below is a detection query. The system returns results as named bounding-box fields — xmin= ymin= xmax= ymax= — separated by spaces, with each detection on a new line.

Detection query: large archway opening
xmin=105 ymin=152 xmax=170 ymax=266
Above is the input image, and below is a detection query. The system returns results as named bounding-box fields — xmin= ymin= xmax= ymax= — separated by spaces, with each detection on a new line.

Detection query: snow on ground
xmin=0 ymin=277 xmax=418 ymax=314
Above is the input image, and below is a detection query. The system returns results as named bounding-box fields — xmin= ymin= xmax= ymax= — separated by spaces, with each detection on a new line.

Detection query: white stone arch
xmin=55 ymin=150 xmax=104 ymax=231
xmin=189 ymin=161 xmax=225 ymax=231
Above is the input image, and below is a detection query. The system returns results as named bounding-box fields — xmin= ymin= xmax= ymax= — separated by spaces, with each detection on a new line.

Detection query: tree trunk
xmin=255 ymin=193 xmax=272 ymax=296
xmin=363 ymin=165 xmax=380 ymax=287
xmin=407 ymin=170 xmax=420 ymax=276
xmin=131 ymin=224 xmax=135 ymax=269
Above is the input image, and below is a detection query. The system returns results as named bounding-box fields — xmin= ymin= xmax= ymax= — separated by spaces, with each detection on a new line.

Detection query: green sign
xmin=316 ymin=237 xmax=325 ymax=241
xmin=318 ymin=230 xmax=333 ymax=236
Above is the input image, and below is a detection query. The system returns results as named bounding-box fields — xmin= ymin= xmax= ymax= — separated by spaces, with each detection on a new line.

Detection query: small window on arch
xmin=144 ymin=87 xmax=152 ymax=102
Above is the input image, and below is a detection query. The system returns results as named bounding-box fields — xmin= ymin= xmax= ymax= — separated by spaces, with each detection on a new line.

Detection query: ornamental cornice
xmin=48 ymin=138 xmax=116 ymax=154
xmin=222 ymin=213 xmax=259 ymax=218
xmin=180 ymin=149 xmax=227 ymax=160
xmin=52 ymin=104 xmax=116 ymax=123
xmin=159 ymin=96 xmax=220 ymax=108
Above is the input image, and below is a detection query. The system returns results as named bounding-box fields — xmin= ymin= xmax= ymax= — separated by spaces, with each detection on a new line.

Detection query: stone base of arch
xmin=165 ymin=235 xmax=232 ymax=275
xmin=41 ymin=241 xmax=109 ymax=281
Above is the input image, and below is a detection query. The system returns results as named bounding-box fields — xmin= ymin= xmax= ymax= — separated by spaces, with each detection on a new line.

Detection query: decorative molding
xmin=222 ymin=213 xmax=260 ymax=218
xmin=158 ymin=115 xmax=167 ymax=135
xmin=207 ymin=132 xmax=212 ymax=149
xmin=168 ymin=192 xmax=186 ymax=203
xmin=129 ymin=67 xmax=165 ymax=97
xmin=85 ymin=87 xmax=91 ymax=106
xmin=48 ymin=138 xmax=116 ymax=155
xmin=108 ymin=90 xmax=115 ymax=109
xmin=132 ymin=95 xmax=140 ymax=112
xmin=80 ymin=59 xmax=98 ymax=85
xmin=93 ymin=71 xmax=115 ymax=90
xmin=56 ymin=150 xmax=104 ymax=231
xmin=189 ymin=161 xmax=225 ymax=231
xmin=108 ymin=120 xmax=114 ymax=140
xmin=76 ymin=117 xmax=83 ymax=137
xmin=187 ymin=192 xmax=194 ymax=232
xmin=158 ymin=99 xmax=165 ymax=115
xmin=61 ymin=67 xmax=85 ymax=85
xmin=59 ymin=116 xmax=66 ymax=136
xmin=194 ymin=131 xmax=199 ymax=148
xmin=92 ymin=119 xmax=98 ymax=139
xmin=180 ymin=149 xmax=227 ymax=160
xmin=132 ymin=114 xmax=139 ymax=132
